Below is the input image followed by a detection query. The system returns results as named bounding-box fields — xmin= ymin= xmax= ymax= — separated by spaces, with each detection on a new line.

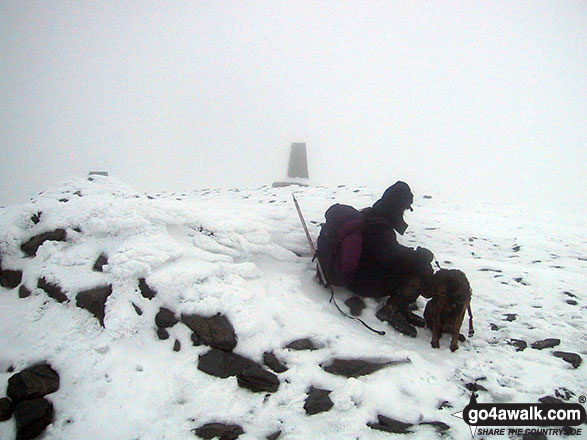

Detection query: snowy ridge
xmin=0 ymin=176 xmax=585 ymax=439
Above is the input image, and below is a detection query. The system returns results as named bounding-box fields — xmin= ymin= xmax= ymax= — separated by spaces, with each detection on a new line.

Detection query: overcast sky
xmin=1 ymin=1 xmax=585 ymax=215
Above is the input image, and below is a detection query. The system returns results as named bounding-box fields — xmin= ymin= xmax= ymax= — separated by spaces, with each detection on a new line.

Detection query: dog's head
xmin=426 ymin=269 xmax=471 ymax=303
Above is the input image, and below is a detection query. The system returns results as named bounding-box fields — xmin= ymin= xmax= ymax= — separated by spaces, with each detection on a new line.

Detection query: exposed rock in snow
xmin=193 ymin=422 xmax=244 ymax=440
xmin=7 ymin=364 xmax=60 ymax=402
xmin=13 ymin=398 xmax=54 ymax=440
xmin=181 ymin=313 xmax=237 ymax=352
xmin=531 ymin=338 xmax=561 ymax=350
xmin=20 ymin=229 xmax=67 ymax=257
xmin=303 ymin=387 xmax=333 ymax=415
xmin=0 ymin=397 xmax=13 ymax=421
xmin=321 ymin=358 xmax=410 ymax=378
xmin=37 ymin=278 xmax=67 ymax=303
xmin=75 ymin=285 xmax=112 ymax=326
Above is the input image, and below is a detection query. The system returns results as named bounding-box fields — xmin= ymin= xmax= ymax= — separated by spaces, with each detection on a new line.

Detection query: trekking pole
xmin=292 ymin=193 xmax=385 ymax=336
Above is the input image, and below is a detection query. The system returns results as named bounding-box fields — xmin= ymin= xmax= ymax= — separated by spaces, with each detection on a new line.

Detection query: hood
xmin=370 ymin=181 xmax=414 ymax=235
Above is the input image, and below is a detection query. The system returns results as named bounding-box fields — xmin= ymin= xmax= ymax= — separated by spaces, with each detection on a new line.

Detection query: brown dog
xmin=423 ymin=269 xmax=473 ymax=351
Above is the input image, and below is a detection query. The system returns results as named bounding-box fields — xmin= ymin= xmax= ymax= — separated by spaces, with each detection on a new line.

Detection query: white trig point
xmin=272 ymin=143 xmax=310 ymax=188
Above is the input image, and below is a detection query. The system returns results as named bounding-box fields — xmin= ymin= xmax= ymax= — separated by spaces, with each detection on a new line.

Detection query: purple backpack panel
xmin=317 ymin=204 xmax=365 ymax=286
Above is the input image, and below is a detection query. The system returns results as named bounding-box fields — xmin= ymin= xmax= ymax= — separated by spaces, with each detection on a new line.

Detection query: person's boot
xmin=376 ymin=305 xmax=417 ymax=338
xmin=386 ymin=298 xmax=426 ymax=329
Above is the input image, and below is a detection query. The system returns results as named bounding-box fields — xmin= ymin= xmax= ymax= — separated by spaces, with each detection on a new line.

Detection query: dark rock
xmin=193 ymin=423 xmax=244 ymax=440
xmin=155 ymin=307 xmax=178 ymax=328
xmin=157 ymin=328 xmax=170 ymax=340
xmin=132 ymin=303 xmax=143 ymax=316
xmin=503 ymin=313 xmax=517 ymax=322
xmin=191 ymin=333 xmax=202 ymax=346
xmin=465 ymin=383 xmax=488 ymax=392
xmin=59 ymin=198 xmax=69 ymax=203
xmin=0 ymin=269 xmax=23 ymax=288
xmin=508 ymin=339 xmax=527 ymax=352
xmin=198 ymin=349 xmax=257 ymax=379
xmin=21 ymin=229 xmax=67 ymax=257
xmin=566 ymin=300 xmax=578 ymax=305
xmin=37 ymin=278 xmax=67 ymax=303
xmin=368 ymin=415 xmax=413 ymax=434
xmin=420 ymin=421 xmax=450 ymax=433
xmin=14 ymin=398 xmax=54 ymax=440
xmin=438 ymin=401 xmax=452 ymax=409
xmin=512 ymin=245 xmax=521 ymax=252
xmin=552 ymin=352 xmax=582 ymax=369
xmin=19 ymin=285 xmax=32 ymax=298
xmin=7 ymin=363 xmax=60 ymax=402
xmin=344 ymin=296 xmax=366 ymax=316
xmin=31 ymin=212 xmax=42 ymax=225
xmin=479 ymin=268 xmax=502 ymax=273
xmin=285 ymin=338 xmax=318 ymax=351
xmin=303 ymin=387 xmax=333 ymax=415
xmin=490 ymin=323 xmax=500 ymax=331
xmin=531 ymin=338 xmax=560 ymax=350
xmin=563 ymin=291 xmax=577 ymax=298
xmin=76 ymin=285 xmax=112 ymax=326
xmin=266 ymin=431 xmax=281 ymax=440
xmin=321 ymin=358 xmax=410 ymax=378
xmin=263 ymin=352 xmax=288 ymax=373
xmin=0 ymin=397 xmax=14 ymax=421
xmin=173 ymin=340 xmax=181 ymax=352
xmin=423 ymin=195 xmax=432 ymax=199
xmin=181 ymin=313 xmax=237 ymax=352
xmin=555 ymin=388 xmax=575 ymax=400
xmin=73 ymin=191 xmax=82 ymax=197
xmin=92 ymin=254 xmax=108 ymax=272
xmin=138 ymin=278 xmax=157 ymax=299
xmin=539 ymin=396 xmax=563 ymax=405
xmin=237 ymin=365 xmax=279 ymax=393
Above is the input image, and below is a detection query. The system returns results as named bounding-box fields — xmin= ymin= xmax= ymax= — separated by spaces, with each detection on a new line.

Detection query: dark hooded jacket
xmin=348 ymin=182 xmax=432 ymax=299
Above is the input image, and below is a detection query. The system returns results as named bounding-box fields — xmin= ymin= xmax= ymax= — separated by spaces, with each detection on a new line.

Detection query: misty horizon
xmin=1 ymin=1 xmax=585 ymax=216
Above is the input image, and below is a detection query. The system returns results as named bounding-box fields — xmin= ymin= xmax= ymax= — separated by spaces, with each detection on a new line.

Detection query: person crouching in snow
xmin=316 ymin=181 xmax=434 ymax=337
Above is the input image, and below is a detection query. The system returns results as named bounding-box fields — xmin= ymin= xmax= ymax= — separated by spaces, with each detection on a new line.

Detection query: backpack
xmin=315 ymin=204 xmax=365 ymax=287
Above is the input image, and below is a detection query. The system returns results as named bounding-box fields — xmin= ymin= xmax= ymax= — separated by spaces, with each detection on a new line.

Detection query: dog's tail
xmin=467 ymin=303 xmax=474 ymax=337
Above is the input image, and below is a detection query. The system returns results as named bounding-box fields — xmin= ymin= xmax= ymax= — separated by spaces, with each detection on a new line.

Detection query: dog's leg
xmin=450 ymin=301 xmax=469 ymax=352
xmin=431 ymin=312 xmax=441 ymax=348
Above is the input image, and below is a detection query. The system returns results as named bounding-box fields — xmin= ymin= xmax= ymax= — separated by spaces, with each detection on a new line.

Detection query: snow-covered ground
xmin=0 ymin=175 xmax=584 ymax=439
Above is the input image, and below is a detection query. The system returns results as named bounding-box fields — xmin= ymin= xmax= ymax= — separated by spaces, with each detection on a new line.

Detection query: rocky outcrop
xmin=368 ymin=414 xmax=413 ymax=434
xmin=263 ymin=352 xmax=288 ymax=373
xmin=182 ymin=313 xmax=237 ymax=352
xmin=285 ymin=338 xmax=319 ymax=351
xmin=321 ymin=358 xmax=410 ymax=378
xmin=198 ymin=349 xmax=257 ymax=379
xmin=138 ymin=278 xmax=157 ymax=299
xmin=7 ymin=363 xmax=60 ymax=402
xmin=531 ymin=339 xmax=560 ymax=350
xmin=76 ymin=285 xmax=113 ymax=326
xmin=303 ymin=387 xmax=333 ymax=415
xmin=552 ymin=352 xmax=582 ymax=369
xmin=20 ymin=229 xmax=67 ymax=257
xmin=236 ymin=365 xmax=279 ymax=393
xmin=37 ymin=278 xmax=67 ymax=303
xmin=92 ymin=254 xmax=108 ymax=272
xmin=193 ymin=422 xmax=244 ymax=439
xmin=0 ymin=268 xmax=23 ymax=289
xmin=13 ymin=398 xmax=54 ymax=440
xmin=155 ymin=307 xmax=178 ymax=328
xmin=0 ymin=397 xmax=13 ymax=421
